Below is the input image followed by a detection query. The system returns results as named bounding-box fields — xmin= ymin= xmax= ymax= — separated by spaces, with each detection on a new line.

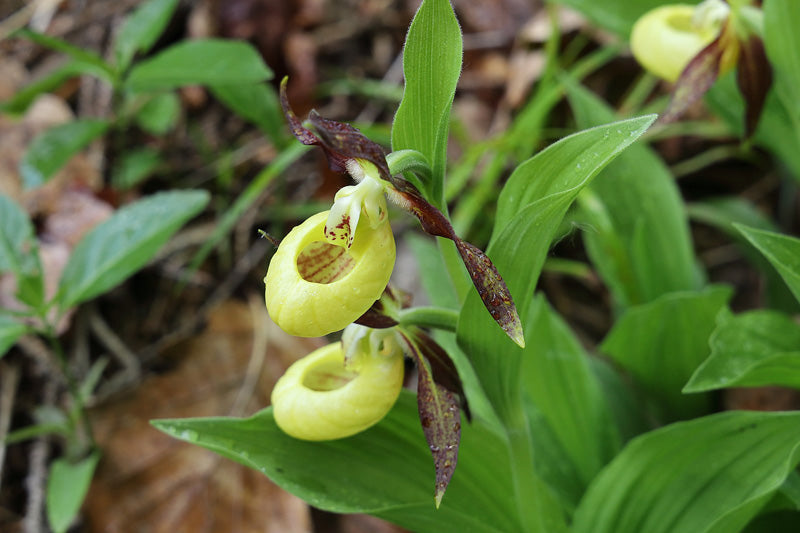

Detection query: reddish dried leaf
xmin=279 ymin=78 xmax=391 ymax=179
xmin=389 ymin=179 xmax=524 ymax=347
xmin=736 ymin=35 xmax=772 ymax=138
xmin=660 ymin=28 xmax=727 ymax=125
xmin=409 ymin=328 xmax=470 ymax=420
xmin=399 ymin=332 xmax=462 ymax=508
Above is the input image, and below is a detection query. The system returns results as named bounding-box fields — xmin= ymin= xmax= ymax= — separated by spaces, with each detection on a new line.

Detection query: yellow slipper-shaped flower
xmin=264 ymin=210 xmax=395 ymax=337
xmin=271 ymin=340 xmax=404 ymax=440
xmin=631 ymin=4 xmax=721 ymax=82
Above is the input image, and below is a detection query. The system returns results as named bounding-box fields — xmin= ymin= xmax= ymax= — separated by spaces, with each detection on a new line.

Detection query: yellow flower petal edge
xmin=271 ymin=341 xmax=404 ymax=440
xmin=264 ymin=210 xmax=395 ymax=337
xmin=631 ymin=4 xmax=720 ymax=82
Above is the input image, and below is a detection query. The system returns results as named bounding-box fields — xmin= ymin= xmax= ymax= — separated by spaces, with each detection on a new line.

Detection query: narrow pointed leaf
xmin=572 ymin=411 xmax=800 ymax=533
xmin=16 ymin=29 xmax=113 ymax=81
xmin=401 ymin=331 xmax=462 ymax=508
xmin=685 ymin=310 xmax=800 ymax=392
xmin=152 ymin=393 xmax=521 ymax=532
xmin=0 ymin=315 xmax=28 ymax=359
xmin=736 ymin=224 xmax=800 ymax=305
xmin=57 ymin=190 xmax=209 ymax=308
xmin=661 ymin=28 xmax=727 ymax=124
xmin=736 ymin=35 xmax=773 ymax=138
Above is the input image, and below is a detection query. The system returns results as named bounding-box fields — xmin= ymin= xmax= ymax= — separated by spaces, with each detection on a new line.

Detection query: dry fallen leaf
xmin=85 ymin=299 xmax=318 ymax=533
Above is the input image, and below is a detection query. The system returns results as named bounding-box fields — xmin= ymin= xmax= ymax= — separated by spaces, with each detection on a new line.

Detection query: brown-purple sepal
xmin=280 ymin=77 xmax=391 ymax=180
xmin=388 ymin=178 xmax=525 ymax=348
xmin=353 ymin=285 xmax=412 ymax=329
xmin=736 ymin=34 xmax=772 ymax=138
xmin=409 ymin=328 xmax=470 ymax=420
xmin=660 ymin=30 xmax=726 ymax=125
xmin=398 ymin=331 xmax=462 ymax=508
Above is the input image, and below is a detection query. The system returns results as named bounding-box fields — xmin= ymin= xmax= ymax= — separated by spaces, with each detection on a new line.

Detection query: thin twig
xmin=0 ymin=362 xmax=20 ymax=493
xmin=23 ymin=380 xmax=56 ymax=533
xmin=88 ymin=304 xmax=142 ymax=382
xmin=228 ymin=294 xmax=270 ymax=417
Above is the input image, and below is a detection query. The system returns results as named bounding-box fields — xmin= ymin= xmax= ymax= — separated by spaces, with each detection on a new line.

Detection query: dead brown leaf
xmin=84 ymin=299 xmax=320 ymax=533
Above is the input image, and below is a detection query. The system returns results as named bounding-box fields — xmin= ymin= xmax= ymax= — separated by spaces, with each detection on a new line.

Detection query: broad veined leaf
xmin=391 ymin=0 xmax=462 ymax=203
xmin=19 ymin=119 xmax=109 ymax=189
xmin=114 ymin=0 xmax=180 ymax=72
xmin=125 ymin=39 xmax=272 ymax=91
xmin=0 ymin=315 xmax=28 ymax=359
xmin=522 ymin=296 xmax=621 ymax=487
xmin=57 ymin=190 xmax=209 ymax=309
xmin=46 ymin=452 xmax=100 ymax=533
xmin=152 ymin=392 xmax=521 ymax=533
xmin=600 ymin=286 xmax=731 ymax=421
xmin=458 ymin=113 xmax=655 ymax=422
xmin=685 ymin=309 xmax=800 ymax=392
xmin=736 ymin=224 xmax=800 ymax=305
xmin=566 ymin=80 xmax=701 ymax=309
xmin=763 ymin=0 xmax=800 ymax=129
xmin=572 ymin=411 xmax=800 ymax=533
xmin=134 ymin=92 xmax=181 ymax=135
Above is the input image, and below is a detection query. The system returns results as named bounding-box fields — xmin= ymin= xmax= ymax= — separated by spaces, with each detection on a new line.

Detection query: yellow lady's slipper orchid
xmin=271 ymin=337 xmax=404 ymax=440
xmin=264 ymin=210 xmax=395 ymax=337
xmin=631 ymin=3 xmax=725 ymax=82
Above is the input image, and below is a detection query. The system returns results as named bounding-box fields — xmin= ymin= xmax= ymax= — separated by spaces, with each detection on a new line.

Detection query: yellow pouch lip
xmin=271 ymin=342 xmax=404 ymax=441
xmin=264 ymin=210 xmax=395 ymax=337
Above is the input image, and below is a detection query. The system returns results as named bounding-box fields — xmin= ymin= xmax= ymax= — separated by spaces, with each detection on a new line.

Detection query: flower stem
xmin=398 ymin=306 xmax=459 ymax=332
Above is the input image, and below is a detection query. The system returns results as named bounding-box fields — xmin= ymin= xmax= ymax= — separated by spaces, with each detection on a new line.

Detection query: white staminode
xmin=325 ymin=159 xmax=389 ymax=249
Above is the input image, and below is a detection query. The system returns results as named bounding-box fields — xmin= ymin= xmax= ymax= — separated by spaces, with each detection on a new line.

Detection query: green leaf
xmin=556 ymin=0 xmax=697 ymax=38
xmin=736 ymin=224 xmax=800 ymax=305
xmin=566 ymin=80 xmax=701 ymax=309
xmin=685 ymin=310 xmax=800 ymax=392
xmin=111 ymin=147 xmax=162 ymax=189
xmin=572 ymin=411 xmax=800 ymax=533
xmin=134 ymin=92 xmax=180 ymax=134
xmin=114 ymin=0 xmax=180 ymax=72
xmin=57 ymin=190 xmax=209 ymax=309
xmin=391 ymin=0 xmax=462 ymax=204
xmin=210 ymin=83 xmax=286 ymax=144
xmin=763 ymin=0 xmax=800 ymax=115
xmin=0 ymin=62 xmax=89 ymax=115
xmin=125 ymin=39 xmax=273 ymax=92
xmin=0 ymin=194 xmax=35 ymax=274
xmin=600 ymin=286 xmax=731 ymax=421
xmin=458 ymin=113 xmax=655 ymax=421
xmin=15 ymin=29 xmax=114 ymax=82
xmin=522 ymin=295 xmax=621 ymax=486
xmin=19 ymin=119 xmax=109 ymax=189
xmin=0 ymin=315 xmax=28 ymax=359
xmin=153 ymin=392 xmax=521 ymax=532
xmin=688 ymin=198 xmax=798 ymax=312
xmin=46 ymin=452 xmax=100 ymax=533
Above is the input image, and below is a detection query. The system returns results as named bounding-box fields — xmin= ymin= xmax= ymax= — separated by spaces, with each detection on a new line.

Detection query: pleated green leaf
xmin=685 ymin=310 xmax=800 ymax=392
xmin=391 ymin=0 xmax=462 ymax=203
xmin=57 ymin=190 xmax=209 ymax=309
xmin=152 ymin=392 xmax=520 ymax=533
xmin=736 ymin=224 xmax=800 ymax=305
xmin=600 ymin=286 xmax=731 ymax=421
xmin=522 ymin=295 xmax=620 ymax=487
xmin=572 ymin=411 xmax=800 ymax=533
xmin=566 ymin=80 xmax=701 ymax=310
